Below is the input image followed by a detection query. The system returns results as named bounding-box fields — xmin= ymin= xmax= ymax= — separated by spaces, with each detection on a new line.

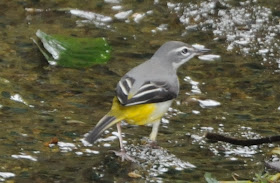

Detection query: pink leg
xmin=116 ymin=122 xmax=125 ymax=152
xmin=112 ymin=123 xmax=136 ymax=162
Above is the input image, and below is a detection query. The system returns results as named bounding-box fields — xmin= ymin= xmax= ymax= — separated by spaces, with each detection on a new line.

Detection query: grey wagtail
xmin=85 ymin=41 xmax=210 ymax=161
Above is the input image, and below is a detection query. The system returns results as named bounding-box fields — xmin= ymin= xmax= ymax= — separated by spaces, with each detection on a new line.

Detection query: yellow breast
xmin=109 ymin=97 xmax=172 ymax=125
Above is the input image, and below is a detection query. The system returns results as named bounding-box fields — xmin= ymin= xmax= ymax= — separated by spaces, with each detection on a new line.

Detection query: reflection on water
xmin=0 ymin=0 xmax=280 ymax=182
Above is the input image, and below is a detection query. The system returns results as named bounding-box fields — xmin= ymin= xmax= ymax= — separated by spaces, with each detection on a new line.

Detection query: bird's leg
xmin=112 ymin=122 xmax=136 ymax=162
xmin=148 ymin=120 xmax=161 ymax=148
xmin=117 ymin=122 xmax=125 ymax=152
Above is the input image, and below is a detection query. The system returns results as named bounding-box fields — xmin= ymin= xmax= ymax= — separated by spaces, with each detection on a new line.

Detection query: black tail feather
xmin=85 ymin=116 xmax=116 ymax=144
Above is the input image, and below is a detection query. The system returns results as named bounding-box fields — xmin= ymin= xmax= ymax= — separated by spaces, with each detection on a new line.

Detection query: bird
xmin=85 ymin=41 xmax=210 ymax=161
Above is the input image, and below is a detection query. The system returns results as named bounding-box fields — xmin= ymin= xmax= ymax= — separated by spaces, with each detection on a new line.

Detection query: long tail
xmin=85 ymin=115 xmax=120 ymax=144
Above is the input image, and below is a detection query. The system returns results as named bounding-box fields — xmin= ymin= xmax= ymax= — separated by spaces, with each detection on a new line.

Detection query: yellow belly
xmin=109 ymin=97 xmax=172 ymax=125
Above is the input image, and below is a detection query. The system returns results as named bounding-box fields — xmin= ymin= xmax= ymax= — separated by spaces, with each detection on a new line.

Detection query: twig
xmin=205 ymin=132 xmax=280 ymax=146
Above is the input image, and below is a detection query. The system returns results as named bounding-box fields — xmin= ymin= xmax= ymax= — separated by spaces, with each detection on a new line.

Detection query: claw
xmin=111 ymin=149 xmax=136 ymax=162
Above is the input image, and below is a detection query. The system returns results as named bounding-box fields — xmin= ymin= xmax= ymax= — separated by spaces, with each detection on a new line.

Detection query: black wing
xmin=116 ymin=76 xmax=177 ymax=106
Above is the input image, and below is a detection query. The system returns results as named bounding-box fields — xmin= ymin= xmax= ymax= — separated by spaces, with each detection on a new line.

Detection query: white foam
xmin=133 ymin=13 xmax=145 ymax=23
xmin=70 ymin=9 xmax=112 ymax=23
xmin=156 ymin=24 xmax=168 ymax=31
xmin=75 ymin=152 xmax=83 ymax=156
xmin=234 ymin=40 xmax=250 ymax=45
xmin=184 ymin=76 xmax=201 ymax=94
xmin=103 ymin=143 xmax=111 ymax=147
xmin=85 ymin=149 xmax=99 ymax=154
xmin=10 ymin=94 xmax=28 ymax=105
xmin=98 ymin=135 xmax=118 ymax=142
xmin=57 ymin=142 xmax=77 ymax=152
xmin=198 ymin=54 xmax=221 ymax=61
xmin=192 ymin=110 xmax=200 ymax=114
xmin=126 ymin=144 xmax=196 ymax=177
xmin=11 ymin=154 xmax=37 ymax=161
xmin=104 ymin=0 xmax=121 ymax=3
xmin=198 ymin=99 xmax=221 ymax=108
xmin=192 ymin=44 xmax=206 ymax=50
xmin=0 ymin=172 xmax=15 ymax=179
xmin=224 ymin=146 xmax=257 ymax=157
xmin=200 ymin=126 xmax=214 ymax=131
xmin=114 ymin=10 xmax=133 ymax=20
xmin=258 ymin=48 xmax=269 ymax=54
xmin=172 ymin=1 xmax=280 ymax=64
xmin=111 ymin=5 xmax=122 ymax=10
xmin=80 ymin=137 xmax=93 ymax=147
xmin=161 ymin=118 xmax=169 ymax=124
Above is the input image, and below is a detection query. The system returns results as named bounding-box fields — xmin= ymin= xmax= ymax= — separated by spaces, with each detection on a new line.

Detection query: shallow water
xmin=0 ymin=0 xmax=280 ymax=182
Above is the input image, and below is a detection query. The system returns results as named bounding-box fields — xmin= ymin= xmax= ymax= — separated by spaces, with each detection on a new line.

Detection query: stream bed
xmin=0 ymin=0 xmax=280 ymax=182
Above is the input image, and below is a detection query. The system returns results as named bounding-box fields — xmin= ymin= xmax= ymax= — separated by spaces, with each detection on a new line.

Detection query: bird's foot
xmin=111 ymin=149 xmax=136 ymax=162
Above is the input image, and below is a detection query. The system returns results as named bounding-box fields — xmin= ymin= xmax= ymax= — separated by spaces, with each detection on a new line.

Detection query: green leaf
xmin=205 ymin=173 xmax=219 ymax=183
xmin=34 ymin=30 xmax=111 ymax=68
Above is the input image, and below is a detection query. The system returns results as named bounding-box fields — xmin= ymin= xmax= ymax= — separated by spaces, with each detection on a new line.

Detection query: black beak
xmin=196 ymin=47 xmax=211 ymax=55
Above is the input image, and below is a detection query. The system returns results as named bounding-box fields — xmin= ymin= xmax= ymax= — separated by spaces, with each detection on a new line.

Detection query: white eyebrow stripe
xmin=172 ymin=46 xmax=188 ymax=52
xmin=172 ymin=46 xmax=195 ymax=55
xmin=132 ymin=88 xmax=162 ymax=99
xmin=119 ymin=81 xmax=128 ymax=95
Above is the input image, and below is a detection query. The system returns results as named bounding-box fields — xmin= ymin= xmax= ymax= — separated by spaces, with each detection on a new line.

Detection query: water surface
xmin=0 ymin=0 xmax=280 ymax=182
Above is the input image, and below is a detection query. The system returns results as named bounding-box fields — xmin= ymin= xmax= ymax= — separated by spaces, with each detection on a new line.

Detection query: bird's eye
xmin=181 ymin=48 xmax=189 ymax=55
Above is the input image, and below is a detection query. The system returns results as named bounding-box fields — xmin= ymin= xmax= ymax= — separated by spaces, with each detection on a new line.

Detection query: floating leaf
xmin=271 ymin=147 xmax=280 ymax=155
xmin=44 ymin=137 xmax=59 ymax=147
xmin=204 ymin=173 xmax=219 ymax=183
xmin=204 ymin=173 xmax=253 ymax=183
xmin=269 ymin=173 xmax=280 ymax=181
xmin=219 ymin=181 xmax=252 ymax=183
xmin=34 ymin=30 xmax=111 ymax=68
xmin=128 ymin=171 xmax=142 ymax=178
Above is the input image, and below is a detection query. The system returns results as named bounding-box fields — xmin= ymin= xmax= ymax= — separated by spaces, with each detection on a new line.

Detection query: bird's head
xmin=152 ymin=41 xmax=210 ymax=70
